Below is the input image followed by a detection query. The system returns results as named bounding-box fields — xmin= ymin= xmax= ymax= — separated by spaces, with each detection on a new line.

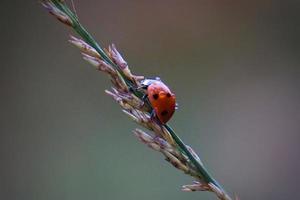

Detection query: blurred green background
xmin=1 ymin=1 xmax=300 ymax=200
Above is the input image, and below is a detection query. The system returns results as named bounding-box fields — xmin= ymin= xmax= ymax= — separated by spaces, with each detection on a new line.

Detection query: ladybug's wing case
xmin=147 ymin=82 xmax=176 ymax=124
xmin=154 ymin=96 xmax=176 ymax=124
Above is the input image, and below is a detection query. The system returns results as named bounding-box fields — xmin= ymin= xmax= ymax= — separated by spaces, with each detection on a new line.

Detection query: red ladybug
xmin=141 ymin=78 xmax=176 ymax=124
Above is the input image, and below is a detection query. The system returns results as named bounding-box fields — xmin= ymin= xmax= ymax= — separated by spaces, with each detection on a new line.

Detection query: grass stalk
xmin=41 ymin=1 xmax=234 ymax=199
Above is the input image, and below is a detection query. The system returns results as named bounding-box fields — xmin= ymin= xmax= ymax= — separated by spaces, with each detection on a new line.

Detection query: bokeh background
xmin=1 ymin=1 xmax=300 ymax=200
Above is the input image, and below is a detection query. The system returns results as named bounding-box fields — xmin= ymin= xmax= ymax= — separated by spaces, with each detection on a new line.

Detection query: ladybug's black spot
xmin=152 ymin=94 xmax=159 ymax=100
xmin=161 ymin=110 xmax=168 ymax=116
xmin=166 ymin=93 xmax=171 ymax=97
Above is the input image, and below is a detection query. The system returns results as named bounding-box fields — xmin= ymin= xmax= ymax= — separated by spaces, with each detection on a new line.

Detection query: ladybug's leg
xmin=128 ymin=84 xmax=147 ymax=93
xmin=150 ymin=109 xmax=156 ymax=119
xmin=139 ymin=85 xmax=148 ymax=91
xmin=136 ymin=93 xmax=148 ymax=109
xmin=128 ymin=85 xmax=149 ymax=107
xmin=128 ymin=86 xmax=135 ymax=93
xmin=150 ymin=109 xmax=161 ymax=124
xmin=142 ymin=94 xmax=148 ymax=101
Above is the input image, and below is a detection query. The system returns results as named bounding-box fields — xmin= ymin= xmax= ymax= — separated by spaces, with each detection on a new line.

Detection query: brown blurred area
xmin=1 ymin=1 xmax=300 ymax=200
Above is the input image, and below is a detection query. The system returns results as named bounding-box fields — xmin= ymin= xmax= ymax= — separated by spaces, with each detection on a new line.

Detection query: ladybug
xmin=141 ymin=78 xmax=176 ymax=124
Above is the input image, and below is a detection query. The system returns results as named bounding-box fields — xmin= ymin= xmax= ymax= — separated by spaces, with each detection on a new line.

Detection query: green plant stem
xmin=165 ymin=125 xmax=222 ymax=188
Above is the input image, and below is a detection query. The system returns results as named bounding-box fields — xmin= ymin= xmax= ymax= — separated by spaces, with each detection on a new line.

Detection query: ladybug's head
xmin=140 ymin=77 xmax=161 ymax=89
